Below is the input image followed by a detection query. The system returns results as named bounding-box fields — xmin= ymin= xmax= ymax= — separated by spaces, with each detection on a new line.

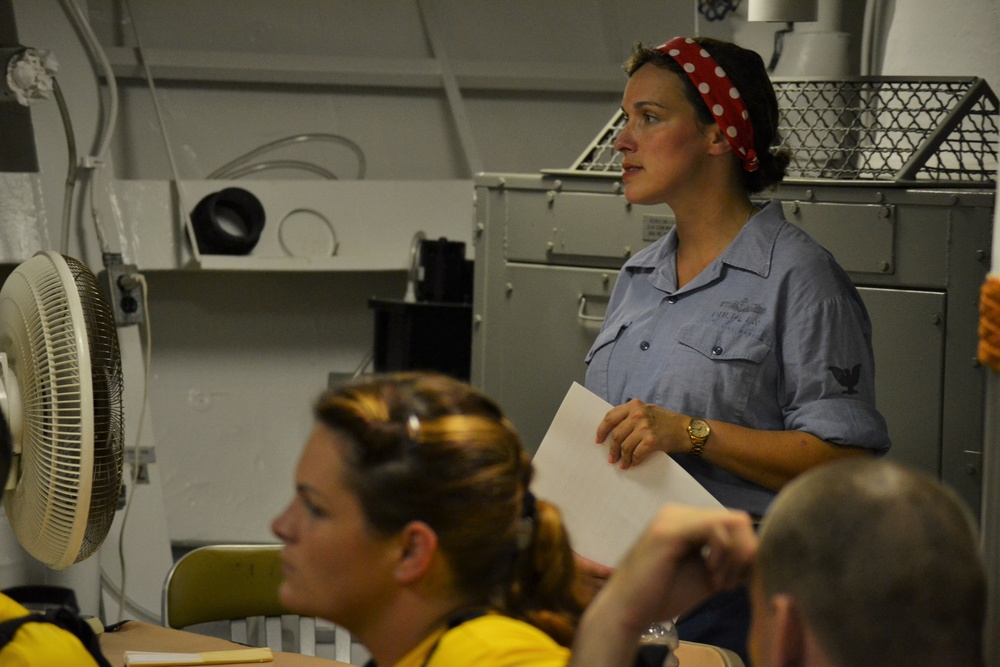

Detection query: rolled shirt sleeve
xmin=780 ymin=292 xmax=889 ymax=451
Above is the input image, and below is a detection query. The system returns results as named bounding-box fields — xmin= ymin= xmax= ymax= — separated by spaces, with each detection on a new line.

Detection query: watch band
xmin=687 ymin=418 xmax=710 ymax=458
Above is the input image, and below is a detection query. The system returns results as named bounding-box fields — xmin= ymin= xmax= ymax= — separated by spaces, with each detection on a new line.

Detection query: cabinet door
xmin=859 ymin=287 xmax=946 ymax=476
xmin=474 ymin=263 xmax=615 ymax=453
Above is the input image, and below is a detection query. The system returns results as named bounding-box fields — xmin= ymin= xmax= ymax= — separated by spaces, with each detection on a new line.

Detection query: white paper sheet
xmin=123 ymin=647 xmax=273 ymax=665
xmin=531 ymin=382 xmax=723 ymax=568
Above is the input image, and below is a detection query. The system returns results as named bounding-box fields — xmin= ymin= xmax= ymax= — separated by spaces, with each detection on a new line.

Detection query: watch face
xmin=689 ymin=419 xmax=710 ymax=438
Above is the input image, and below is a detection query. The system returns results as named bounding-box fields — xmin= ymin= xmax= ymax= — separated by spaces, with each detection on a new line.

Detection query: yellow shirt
xmin=394 ymin=614 xmax=569 ymax=667
xmin=0 ymin=593 xmax=103 ymax=667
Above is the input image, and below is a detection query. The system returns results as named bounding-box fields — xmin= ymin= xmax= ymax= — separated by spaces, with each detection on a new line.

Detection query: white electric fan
xmin=0 ymin=251 xmax=124 ymax=570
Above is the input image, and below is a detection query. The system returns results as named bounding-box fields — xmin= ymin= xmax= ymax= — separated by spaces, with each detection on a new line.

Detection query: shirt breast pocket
xmin=675 ymin=323 xmax=772 ymax=421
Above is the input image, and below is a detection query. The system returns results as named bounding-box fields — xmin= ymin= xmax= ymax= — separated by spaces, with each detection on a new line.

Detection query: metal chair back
xmin=161 ymin=544 xmax=321 ymax=656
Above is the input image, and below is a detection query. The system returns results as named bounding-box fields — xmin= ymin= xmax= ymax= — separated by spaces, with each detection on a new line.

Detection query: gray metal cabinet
xmin=472 ymin=174 xmax=993 ymax=515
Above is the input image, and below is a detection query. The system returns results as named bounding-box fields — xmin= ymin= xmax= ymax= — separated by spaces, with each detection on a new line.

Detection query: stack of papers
xmin=123 ymin=648 xmax=273 ymax=666
xmin=530 ymin=383 xmax=723 ymax=567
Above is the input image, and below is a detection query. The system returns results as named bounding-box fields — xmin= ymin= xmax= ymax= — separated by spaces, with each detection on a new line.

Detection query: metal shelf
xmin=110 ymin=179 xmax=475 ymax=272
xmin=104 ymin=47 xmax=625 ymax=94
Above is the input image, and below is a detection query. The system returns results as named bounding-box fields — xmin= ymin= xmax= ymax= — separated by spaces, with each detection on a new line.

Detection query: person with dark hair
xmin=570 ymin=459 xmax=987 ymax=667
xmin=271 ymin=372 xmax=584 ymax=667
xmin=0 ymin=406 xmax=108 ymax=666
xmin=581 ymin=37 xmax=890 ymax=659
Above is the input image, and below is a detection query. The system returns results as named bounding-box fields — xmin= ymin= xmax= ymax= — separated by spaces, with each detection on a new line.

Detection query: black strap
xmin=0 ymin=607 xmax=111 ymax=667
xmin=446 ymin=609 xmax=486 ymax=629
xmin=0 ymin=614 xmax=36 ymax=646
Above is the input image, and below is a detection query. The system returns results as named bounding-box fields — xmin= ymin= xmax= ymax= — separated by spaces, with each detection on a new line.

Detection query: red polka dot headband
xmin=656 ymin=37 xmax=759 ymax=173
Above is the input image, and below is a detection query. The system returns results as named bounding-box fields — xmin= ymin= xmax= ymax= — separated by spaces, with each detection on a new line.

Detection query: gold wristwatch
xmin=687 ymin=418 xmax=710 ymax=458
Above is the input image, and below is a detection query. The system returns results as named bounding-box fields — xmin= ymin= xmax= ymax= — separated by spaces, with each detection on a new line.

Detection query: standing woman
xmin=582 ymin=37 xmax=890 ymax=658
xmin=272 ymin=372 xmax=582 ymax=667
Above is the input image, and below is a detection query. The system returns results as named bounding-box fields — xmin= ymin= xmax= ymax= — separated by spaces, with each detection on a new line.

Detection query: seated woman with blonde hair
xmin=271 ymin=372 xmax=583 ymax=667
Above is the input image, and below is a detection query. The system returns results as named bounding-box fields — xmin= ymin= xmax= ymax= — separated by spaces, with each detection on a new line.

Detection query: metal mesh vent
xmin=562 ymin=77 xmax=998 ymax=187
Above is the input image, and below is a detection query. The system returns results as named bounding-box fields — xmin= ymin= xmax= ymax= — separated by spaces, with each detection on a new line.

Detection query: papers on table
xmin=123 ymin=647 xmax=273 ymax=665
xmin=530 ymin=382 xmax=723 ymax=568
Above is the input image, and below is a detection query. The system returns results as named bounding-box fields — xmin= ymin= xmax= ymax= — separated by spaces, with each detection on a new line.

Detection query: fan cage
xmin=563 ymin=76 xmax=998 ymax=187
xmin=1 ymin=253 xmax=123 ymax=568
xmin=64 ymin=255 xmax=124 ymax=564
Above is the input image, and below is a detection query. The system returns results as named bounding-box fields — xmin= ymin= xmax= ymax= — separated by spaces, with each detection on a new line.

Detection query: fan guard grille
xmin=65 ymin=255 xmax=124 ymax=563
xmin=1 ymin=252 xmax=123 ymax=569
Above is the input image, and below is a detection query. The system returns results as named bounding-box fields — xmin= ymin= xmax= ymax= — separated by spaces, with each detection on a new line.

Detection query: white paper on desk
xmin=531 ymin=382 xmax=723 ymax=568
xmin=123 ymin=647 xmax=273 ymax=665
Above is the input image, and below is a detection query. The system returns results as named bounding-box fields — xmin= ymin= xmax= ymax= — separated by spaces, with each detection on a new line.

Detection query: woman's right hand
xmin=597 ymin=399 xmax=688 ymax=468
xmin=573 ymin=552 xmax=615 ymax=605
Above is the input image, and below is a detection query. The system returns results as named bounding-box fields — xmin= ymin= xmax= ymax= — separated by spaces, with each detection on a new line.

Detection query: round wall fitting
xmin=190 ymin=187 xmax=266 ymax=255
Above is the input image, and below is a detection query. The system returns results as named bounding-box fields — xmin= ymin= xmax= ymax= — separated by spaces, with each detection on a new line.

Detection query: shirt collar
xmin=629 ymin=200 xmax=783 ymax=281
xmin=719 ymin=200 xmax=783 ymax=278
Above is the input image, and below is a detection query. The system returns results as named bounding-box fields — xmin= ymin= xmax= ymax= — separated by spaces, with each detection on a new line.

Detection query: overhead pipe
xmin=769 ymin=0 xmax=855 ymax=77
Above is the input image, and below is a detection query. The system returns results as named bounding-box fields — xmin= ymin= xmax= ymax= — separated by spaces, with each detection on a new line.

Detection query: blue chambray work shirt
xmin=585 ymin=201 xmax=890 ymax=517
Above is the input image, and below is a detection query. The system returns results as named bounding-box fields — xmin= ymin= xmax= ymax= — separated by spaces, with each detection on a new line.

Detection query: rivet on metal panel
xmin=930 ymin=313 xmax=942 ymax=325
xmin=547 ymin=190 xmax=557 ymax=206
xmin=950 ymin=194 xmax=959 ymax=206
xmin=878 ymin=205 xmax=892 ymax=219
xmin=602 ymin=273 xmax=610 ymax=288
xmin=877 ymin=260 xmax=891 ymax=273
xmin=625 ymin=201 xmax=632 ymax=211
xmin=624 ymin=246 xmax=632 ymax=258
xmin=874 ymin=191 xmax=885 ymax=203
xmin=804 ymin=189 xmax=814 ymax=201
xmin=475 ymin=222 xmax=484 ymax=237
xmin=497 ymin=178 xmax=506 ymax=189
xmin=613 ymin=182 xmax=623 ymax=194
xmin=553 ymin=179 xmax=563 ymax=191
xmin=973 ymin=357 xmax=982 ymax=368
xmin=474 ymin=314 xmax=483 ymax=327
xmin=505 ymin=282 xmax=513 ymax=297
xmin=546 ymin=241 xmax=554 ymax=254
